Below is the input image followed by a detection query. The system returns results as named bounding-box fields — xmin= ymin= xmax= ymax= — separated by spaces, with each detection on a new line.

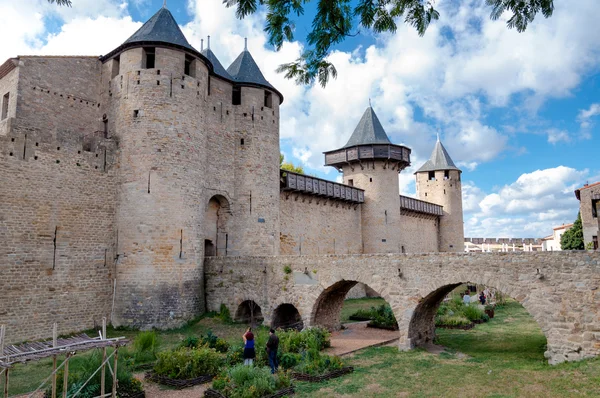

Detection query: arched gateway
xmin=206 ymin=251 xmax=600 ymax=365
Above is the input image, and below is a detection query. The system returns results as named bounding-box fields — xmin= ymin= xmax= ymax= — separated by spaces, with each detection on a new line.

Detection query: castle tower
xmin=324 ymin=106 xmax=411 ymax=253
xmin=415 ymin=137 xmax=464 ymax=252
xmin=99 ymin=6 xmax=213 ymax=328
xmin=226 ymin=43 xmax=283 ymax=255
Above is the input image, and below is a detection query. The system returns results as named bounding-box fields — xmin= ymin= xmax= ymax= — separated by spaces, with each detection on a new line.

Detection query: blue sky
xmin=1 ymin=0 xmax=599 ymax=238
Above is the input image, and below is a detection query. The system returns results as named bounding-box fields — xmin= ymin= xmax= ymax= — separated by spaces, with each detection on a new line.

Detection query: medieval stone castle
xmin=0 ymin=6 xmax=465 ymax=343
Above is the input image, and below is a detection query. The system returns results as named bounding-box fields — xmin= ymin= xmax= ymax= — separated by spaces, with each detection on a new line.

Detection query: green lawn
xmin=5 ymin=300 xmax=600 ymax=397
xmin=340 ymin=297 xmax=386 ymax=322
xmin=295 ymin=300 xmax=600 ymax=398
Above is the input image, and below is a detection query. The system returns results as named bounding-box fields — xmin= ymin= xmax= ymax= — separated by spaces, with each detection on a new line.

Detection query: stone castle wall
xmin=0 ymin=64 xmax=18 ymax=135
xmin=279 ymin=192 xmax=362 ymax=255
xmin=578 ymin=185 xmax=600 ymax=245
xmin=399 ymin=212 xmax=439 ymax=253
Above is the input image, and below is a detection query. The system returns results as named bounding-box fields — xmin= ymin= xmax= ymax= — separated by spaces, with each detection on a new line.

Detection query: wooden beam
xmin=112 ymin=348 xmax=118 ymax=398
xmin=62 ymin=353 xmax=71 ymax=398
xmin=101 ymin=318 xmax=106 ymax=398
xmin=52 ymin=323 xmax=57 ymax=398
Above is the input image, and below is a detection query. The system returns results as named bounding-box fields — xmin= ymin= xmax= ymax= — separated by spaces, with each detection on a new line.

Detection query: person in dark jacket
xmin=479 ymin=291 xmax=486 ymax=305
xmin=242 ymin=327 xmax=255 ymax=366
xmin=266 ymin=328 xmax=279 ymax=373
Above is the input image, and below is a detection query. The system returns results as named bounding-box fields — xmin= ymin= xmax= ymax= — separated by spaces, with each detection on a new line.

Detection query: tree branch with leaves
xmin=48 ymin=0 xmax=72 ymax=6
xmin=224 ymin=0 xmax=555 ymax=87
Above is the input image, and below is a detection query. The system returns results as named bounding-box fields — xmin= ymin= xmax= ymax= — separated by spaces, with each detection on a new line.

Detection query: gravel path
xmin=324 ymin=322 xmax=399 ymax=356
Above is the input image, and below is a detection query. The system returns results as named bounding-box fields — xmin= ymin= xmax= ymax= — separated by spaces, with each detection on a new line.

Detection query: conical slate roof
xmin=227 ymin=50 xmax=275 ymax=90
xmin=416 ymin=137 xmax=461 ymax=173
xmin=201 ymin=48 xmax=233 ymax=81
xmin=343 ymin=107 xmax=392 ymax=148
xmin=123 ymin=7 xmax=196 ymax=52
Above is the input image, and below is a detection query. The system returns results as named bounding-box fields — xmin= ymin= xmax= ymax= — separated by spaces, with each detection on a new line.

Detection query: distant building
xmin=575 ymin=182 xmax=600 ymax=250
xmin=541 ymin=224 xmax=573 ymax=251
xmin=464 ymin=238 xmax=541 ymax=252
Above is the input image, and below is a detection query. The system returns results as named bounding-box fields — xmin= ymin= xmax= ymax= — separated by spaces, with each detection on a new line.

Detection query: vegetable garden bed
xmin=292 ymin=366 xmax=354 ymax=382
xmin=144 ymin=371 xmax=213 ymax=389
xmin=205 ymin=386 xmax=295 ymax=398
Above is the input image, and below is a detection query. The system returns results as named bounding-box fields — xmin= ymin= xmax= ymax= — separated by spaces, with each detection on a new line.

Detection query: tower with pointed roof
xmin=415 ymin=137 xmax=464 ymax=252
xmin=324 ymin=106 xmax=411 ymax=253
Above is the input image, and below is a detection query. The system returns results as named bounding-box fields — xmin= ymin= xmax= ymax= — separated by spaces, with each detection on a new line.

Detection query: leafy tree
xmin=560 ymin=212 xmax=584 ymax=250
xmin=224 ymin=0 xmax=555 ymax=87
xmin=280 ymin=153 xmax=304 ymax=174
xmin=48 ymin=0 xmax=72 ymax=5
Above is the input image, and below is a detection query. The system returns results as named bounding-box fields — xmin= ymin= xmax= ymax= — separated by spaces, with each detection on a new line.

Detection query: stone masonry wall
xmin=279 ymin=192 xmax=362 ymax=255
xmin=0 ymin=121 xmax=117 ymax=344
xmin=0 ymin=65 xmax=18 ymax=136
xmin=578 ymin=184 xmax=600 ymax=246
xmin=206 ymin=251 xmax=600 ymax=365
xmin=399 ymin=212 xmax=439 ymax=253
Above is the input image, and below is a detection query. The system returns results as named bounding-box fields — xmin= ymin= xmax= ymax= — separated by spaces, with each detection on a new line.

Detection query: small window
xmin=184 ymin=54 xmax=196 ymax=77
xmin=348 ymin=179 xmax=353 ymax=187
xmin=444 ymin=170 xmax=450 ymax=180
xmin=428 ymin=171 xmax=435 ymax=181
xmin=111 ymin=56 xmax=120 ymax=79
xmin=207 ymin=76 xmax=211 ymax=96
xmin=240 ymin=138 xmax=245 ymax=145
xmin=143 ymin=47 xmax=155 ymax=69
xmin=369 ymin=177 xmax=372 ymax=182
xmin=593 ymin=236 xmax=598 ymax=250
xmin=133 ymin=110 xmax=139 ymax=118
xmin=232 ymin=87 xmax=241 ymax=105
xmin=264 ymin=90 xmax=272 ymax=108
xmin=592 ymin=199 xmax=599 ymax=218
xmin=1 ymin=92 xmax=9 ymax=120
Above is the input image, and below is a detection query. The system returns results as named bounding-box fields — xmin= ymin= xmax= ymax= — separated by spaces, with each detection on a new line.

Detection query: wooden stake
xmin=112 ymin=348 xmax=118 ymax=398
xmin=101 ymin=318 xmax=106 ymax=397
xmin=52 ymin=323 xmax=57 ymax=398
xmin=3 ymin=368 xmax=8 ymax=398
xmin=62 ymin=353 xmax=70 ymax=398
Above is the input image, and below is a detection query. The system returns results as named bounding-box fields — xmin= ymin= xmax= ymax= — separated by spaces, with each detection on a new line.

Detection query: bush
xmin=279 ymin=352 xmax=301 ymax=369
xmin=292 ymin=349 xmax=344 ymax=376
xmin=278 ymin=327 xmax=331 ymax=354
xmin=195 ymin=330 xmax=230 ymax=353
xmin=219 ymin=304 xmax=232 ymax=323
xmin=225 ymin=344 xmax=244 ymax=367
xmin=463 ymin=305 xmax=485 ymax=322
xmin=435 ymin=314 xmax=471 ymax=327
xmin=369 ymin=304 xmax=398 ymax=329
xmin=154 ymin=346 xmax=223 ymax=379
xmin=212 ymin=364 xmax=291 ymax=398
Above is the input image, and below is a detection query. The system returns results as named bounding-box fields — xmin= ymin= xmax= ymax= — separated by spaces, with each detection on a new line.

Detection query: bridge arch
xmin=235 ymin=300 xmax=264 ymax=326
xmin=311 ymin=279 xmax=398 ymax=332
xmin=272 ymin=303 xmax=304 ymax=330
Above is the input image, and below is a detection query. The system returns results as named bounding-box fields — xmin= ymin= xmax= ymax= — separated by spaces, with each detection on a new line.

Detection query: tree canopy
xmin=280 ymin=153 xmax=304 ymax=174
xmin=224 ymin=0 xmax=555 ymax=87
xmin=560 ymin=212 xmax=584 ymax=250
xmin=48 ymin=0 xmax=72 ymax=6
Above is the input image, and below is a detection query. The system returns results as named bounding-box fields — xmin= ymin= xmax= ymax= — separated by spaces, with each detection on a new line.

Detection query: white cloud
xmin=578 ymin=103 xmax=600 ymax=129
xmin=546 ymin=129 xmax=570 ymax=144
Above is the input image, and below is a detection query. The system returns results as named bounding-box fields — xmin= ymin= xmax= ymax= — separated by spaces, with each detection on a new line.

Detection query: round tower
xmin=415 ymin=137 xmax=464 ymax=252
xmin=99 ymin=6 xmax=213 ymax=328
xmin=324 ymin=106 xmax=411 ymax=253
xmin=225 ymin=40 xmax=283 ymax=256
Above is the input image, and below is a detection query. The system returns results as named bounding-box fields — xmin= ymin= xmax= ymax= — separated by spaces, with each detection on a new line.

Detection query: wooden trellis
xmin=0 ymin=319 xmax=127 ymax=398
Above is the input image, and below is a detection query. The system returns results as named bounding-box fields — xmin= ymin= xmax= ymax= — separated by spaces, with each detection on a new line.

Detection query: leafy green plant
xmin=212 ymin=364 xmax=292 ymax=398
xmin=154 ymin=347 xmax=224 ymax=379
xmin=278 ymin=327 xmax=331 ymax=354
xmin=463 ymin=305 xmax=485 ymax=322
xmin=293 ymin=349 xmax=344 ymax=376
xmin=283 ymin=265 xmax=292 ymax=274
xmin=218 ymin=304 xmax=232 ymax=323
xmin=435 ymin=314 xmax=471 ymax=327
xmin=279 ymin=352 xmax=301 ymax=369
xmin=180 ymin=336 xmax=200 ymax=349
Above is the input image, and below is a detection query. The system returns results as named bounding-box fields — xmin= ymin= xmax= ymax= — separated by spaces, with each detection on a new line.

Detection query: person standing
xmin=266 ymin=328 xmax=279 ymax=373
xmin=462 ymin=290 xmax=471 ymax=306
xmin=242 ymin=327 xmax=255 ymax=366
xmin=479 ymin=291 xmax=486 ymax=305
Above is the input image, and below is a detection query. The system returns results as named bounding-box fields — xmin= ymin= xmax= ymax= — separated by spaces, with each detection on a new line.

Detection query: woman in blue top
xmin=243 ymin=327 xmax=255 ymax=366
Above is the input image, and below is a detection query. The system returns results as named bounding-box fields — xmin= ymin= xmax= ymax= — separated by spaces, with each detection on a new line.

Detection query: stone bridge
xmin=205 ymin=251 xmax=600 ymax=365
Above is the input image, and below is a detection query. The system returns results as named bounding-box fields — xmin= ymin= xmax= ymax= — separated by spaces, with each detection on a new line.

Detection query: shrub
xmin=154 ymin=346 xmax=223 ymax=379
xmin=463 ymin=305 xmax=485 ymax=322
xmin=278 ymin=327 xmax=331 ymax=354
xmin=196 ymin=330 xmax=230 ymax=353
xmin=283 ymin=265 xmax=292 ymax=274
xmin=279 ymin=352 xmax=301 ymax=369
xmin=369 ymin=304 xmax=398 ymax=329
xmin=225 ymin=344 xmax=244 ymax=367
xmin=293 ymin=349 xmax=344 ymax=376
xmin=219 ymin=304 xmax=232 ymax=323
xmin=212 ymin=364 xmax=291 ymax=398
xmin=435 ymin=314 xmax=471 ymax=327
xmin=180 ymin=336 xmax=200 ymax=349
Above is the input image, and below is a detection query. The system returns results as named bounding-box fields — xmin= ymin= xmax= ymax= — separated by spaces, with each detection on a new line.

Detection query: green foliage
xmin=349 ymin=304 xmax=398 ymax=329
xmin=219 ymin=304 xmax=232 ymax=323
xmin=225 ymin=344 xmax=245 ymax=367
xmin=179 ymin=331 xmax=230 ymax=353
xmin=278 ymin=327 xmax=331 ymax=353
xmin=561 ymin=212 xmax=585 ymax=250
xmin=225 ymin=0 xmax=555 ymax=87
xmin=122 ymin=330 xmax=160 ymax=368
xmin=283 ymin=265 xmax=293 ymax=274
xmin=279 ymin=352 xmax=301 ymax=369
xmin=462 ymin=305 xmax=485 ymax=322
xmin=180 ymin=336 xmax=200 ymax=349
xmin=586 ymin=241 xmax=596 ymax=250
xmin=46 ymin=350 xmax=143 ymax=397
xmin=154 ymin=346 xmax=224 ymax=379
xmin=212 ymin=364 xmax=292 ymax=398
xmin=280 ymin=153 xmax=305 ymax=174
xmin=47 ymin=0 xmax=72 ymax=6
xmin=292 ymin=349 xmax=344 ymax=376
xmin=436 ymin=314 xmax=472 ymax=327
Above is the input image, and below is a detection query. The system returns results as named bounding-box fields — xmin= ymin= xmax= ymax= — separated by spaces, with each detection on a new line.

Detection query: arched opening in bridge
xmin=408 ymin=283 xmax=548 ymax=360
xmin=204 ymin=195 xmax=231 ymax=256
xmin=235 ymin=300 xmax=264 ymax=326
xmin=271 ymin=303 xmax=303 ymax=330
xmin=312 ymin=280 xmax=398 ymax=332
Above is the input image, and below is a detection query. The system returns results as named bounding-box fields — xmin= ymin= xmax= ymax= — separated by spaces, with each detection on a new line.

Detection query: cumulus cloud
xmin=465 ymin=166 xmax=590 ymax=237
xmin=546 ymin=129 xmax=571 ymax=144
xmin=578 ymin=103 xmax=600 ymax=132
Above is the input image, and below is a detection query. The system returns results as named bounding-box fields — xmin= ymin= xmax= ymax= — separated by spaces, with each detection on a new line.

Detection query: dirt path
xmin=135 ymin=373 xmax=209 ymax=398
xmin=324 ymin=322 xmax=399 ymax=356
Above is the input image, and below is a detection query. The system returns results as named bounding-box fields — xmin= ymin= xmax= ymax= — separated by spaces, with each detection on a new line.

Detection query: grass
xmin=295 ymin=299 xmax=600 ymax=397
xmin=340 ymin=297 xmax=386 ymax=323
xmin=6 ymin=299 xmax=600 ymax=397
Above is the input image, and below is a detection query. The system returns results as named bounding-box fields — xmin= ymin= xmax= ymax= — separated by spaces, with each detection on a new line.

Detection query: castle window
xmin=208 ymin=76 xmax=211 ymax=96
xmin=143 ymin=47 xmax=155 ymax=69
xmin=264 ymin=90 xmax=272 ymax=108
xmin=348 ymin=179 xmax=353 ymax=187
xmin=444 ymin=170 xmax=450 ymax=180
xmin=133 ymin=110 xmax=139 ymax=118
xmin=240 ymin=138 xmax=245 ymax=145
xmin=184 ymin=54 xmax=196 ymax=77
xmin=111 ymin=56 xmax=120 ymax=79
xmin=592 ymin=199 xmax=599 ymax=218
xmin=1 ymin=92 xmax=9 ymax=120
xmin=232 ymin=87 xmax=241 ymax=105
xmin=428 ymin=171 xmax=435 ymax=181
